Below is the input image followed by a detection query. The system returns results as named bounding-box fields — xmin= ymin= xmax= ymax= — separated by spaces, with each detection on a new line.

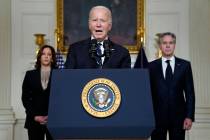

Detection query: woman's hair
xmin=35 ymin=45 xmax=57 ymax=69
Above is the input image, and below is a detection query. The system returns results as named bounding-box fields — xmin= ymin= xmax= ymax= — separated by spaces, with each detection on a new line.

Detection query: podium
xmin=47 ymin=69 xmax=155 ymax=140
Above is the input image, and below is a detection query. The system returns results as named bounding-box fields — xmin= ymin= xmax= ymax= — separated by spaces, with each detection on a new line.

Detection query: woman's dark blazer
xmin=22 ymin=69 xmax=52 ymax=129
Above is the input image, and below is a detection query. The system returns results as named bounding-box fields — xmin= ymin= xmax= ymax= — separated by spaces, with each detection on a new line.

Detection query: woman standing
xmin=22 ymin=45 xmax=57 ymax=140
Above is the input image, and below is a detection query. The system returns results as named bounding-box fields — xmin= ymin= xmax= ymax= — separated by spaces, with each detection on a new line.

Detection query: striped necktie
xmin=96 ymin=42 xmax=102 ymax=67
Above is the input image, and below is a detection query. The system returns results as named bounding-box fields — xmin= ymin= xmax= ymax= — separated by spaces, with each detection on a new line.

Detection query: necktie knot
xmin=97 ymin=42 xmax=102 ymax=46
xmin=166 ymin=60 xmax=170 ymax=65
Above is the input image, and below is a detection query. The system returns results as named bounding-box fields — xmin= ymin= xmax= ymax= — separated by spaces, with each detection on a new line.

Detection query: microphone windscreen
xmin=91 ymin=39 xmax=97 ymax=44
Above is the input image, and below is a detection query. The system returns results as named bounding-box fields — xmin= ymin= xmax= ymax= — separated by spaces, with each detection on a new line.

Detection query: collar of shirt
xmin=161 ymin=56 xmax=175 ymax=78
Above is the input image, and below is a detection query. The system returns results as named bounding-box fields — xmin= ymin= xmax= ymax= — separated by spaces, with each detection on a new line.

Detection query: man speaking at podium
xmin=65 ymin=6 xmax=131 ymax=69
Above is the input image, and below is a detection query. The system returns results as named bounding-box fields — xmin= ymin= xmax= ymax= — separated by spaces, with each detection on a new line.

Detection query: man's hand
xmin=34 ymin=116 xmax=48 ymax=125
xmin=183 ymin=118 xmax=192 ymax=130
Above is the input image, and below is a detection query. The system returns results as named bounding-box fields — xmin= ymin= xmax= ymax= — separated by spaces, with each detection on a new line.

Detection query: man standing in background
xmin=149 ymin=32 xmax=195 ymax=140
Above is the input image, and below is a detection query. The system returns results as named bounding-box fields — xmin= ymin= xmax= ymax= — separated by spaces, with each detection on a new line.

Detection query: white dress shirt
xmin=162 ymin=56 xmax=175 ymax=79
xmin=97 ymin=41 xmax=105 ymax=64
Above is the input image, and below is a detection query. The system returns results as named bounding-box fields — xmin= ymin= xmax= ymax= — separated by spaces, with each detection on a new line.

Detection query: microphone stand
xmin=89 ymin=39 xmax=97 ymax=58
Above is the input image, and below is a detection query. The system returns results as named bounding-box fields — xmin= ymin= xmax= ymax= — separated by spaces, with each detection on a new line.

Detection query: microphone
xmin=89 ymin=39 xmax=113 ymax=64
xmin=103 ymin=40 xmax=111 ymax=58
xmin=89 ymin=39 xmax=97 ymax=58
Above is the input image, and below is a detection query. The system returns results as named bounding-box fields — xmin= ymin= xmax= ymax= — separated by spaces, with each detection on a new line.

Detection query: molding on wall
xmin=195 ymin=107 xmax=210 ymax=123
xmin=0 ymin=107 xmax=16 ymax=124
xmin=0 ymin=108 xmax=16 ymax=140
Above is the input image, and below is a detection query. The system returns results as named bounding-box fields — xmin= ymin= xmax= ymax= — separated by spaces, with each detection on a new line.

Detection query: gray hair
xmin=88 ymin=6 xmax=112 ymax=24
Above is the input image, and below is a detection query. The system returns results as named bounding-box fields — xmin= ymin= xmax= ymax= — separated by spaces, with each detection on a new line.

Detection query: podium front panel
xmin=48 ymin=69 xmax=155 ymax=139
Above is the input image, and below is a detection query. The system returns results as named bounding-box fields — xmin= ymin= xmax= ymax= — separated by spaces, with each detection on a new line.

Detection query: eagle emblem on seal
xmin=93 ymin=88 xmax=111 ymax=108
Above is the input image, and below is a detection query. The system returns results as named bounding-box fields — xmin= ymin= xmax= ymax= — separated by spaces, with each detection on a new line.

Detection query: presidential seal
xmin=81 ymin=78 xmax=121 ymax=118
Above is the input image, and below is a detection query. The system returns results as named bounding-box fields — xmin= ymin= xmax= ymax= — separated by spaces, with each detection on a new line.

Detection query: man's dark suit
xmin=149 ymin=57 xmax=195 ymax=140
xmin=65 ymin=38 xmax=131 ymax=69
xmin=22 ymin=69 xmax=52 ymax=139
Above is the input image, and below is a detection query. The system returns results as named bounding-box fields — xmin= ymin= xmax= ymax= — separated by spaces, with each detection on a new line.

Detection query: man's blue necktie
xmin=96 ymin=42 xmax=102 ymax=66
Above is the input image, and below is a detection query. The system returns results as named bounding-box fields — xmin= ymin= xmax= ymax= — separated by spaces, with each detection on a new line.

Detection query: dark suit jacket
xmin=149 ymin=57 xmax=195 ymax=128
xmin=65 ymin=38 xmax=131 ymax=69
xmin=22 ymin=69 xmax=52 ymax=129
